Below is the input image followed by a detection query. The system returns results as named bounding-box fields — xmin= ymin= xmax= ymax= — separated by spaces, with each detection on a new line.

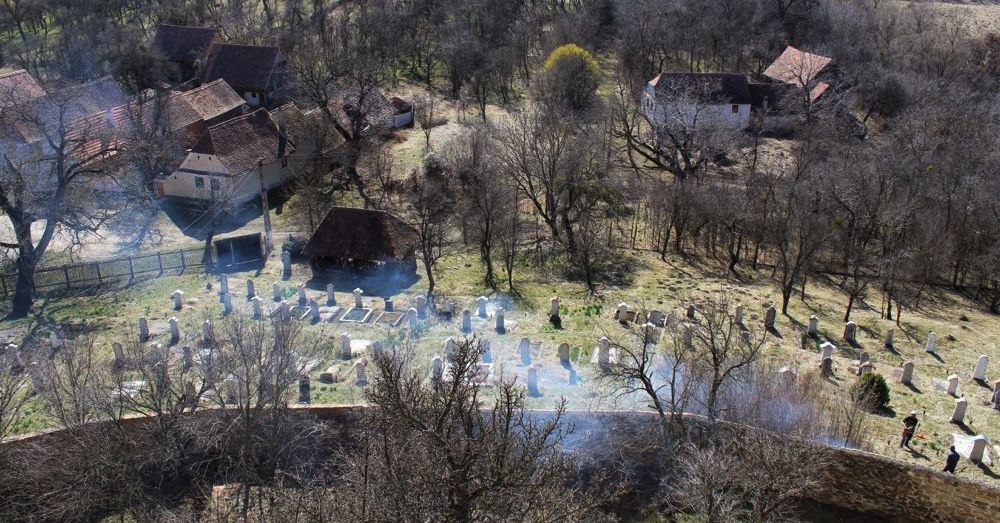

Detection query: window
xmin=731 ymin=104 xmax=740 ymax=114
xmin=210 ymin=178 xmax=221 ymax=191
xmin=194 ymin=176 xmax=205 ymax=188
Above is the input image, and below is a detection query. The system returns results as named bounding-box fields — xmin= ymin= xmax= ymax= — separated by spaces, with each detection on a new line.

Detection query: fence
xmin=0 ymin=246 xmax=207 ymax=299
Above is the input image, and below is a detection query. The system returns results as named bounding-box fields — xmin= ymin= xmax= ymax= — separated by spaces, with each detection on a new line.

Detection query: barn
xmin=301 ymin=207 xmax=419 ymax=276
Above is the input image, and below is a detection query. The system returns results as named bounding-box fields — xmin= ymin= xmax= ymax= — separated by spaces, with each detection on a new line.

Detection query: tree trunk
xmin=10 ymin=253 xmax=37 ymax=318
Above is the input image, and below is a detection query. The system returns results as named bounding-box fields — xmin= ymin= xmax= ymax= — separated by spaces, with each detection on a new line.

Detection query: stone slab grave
xmin=339 ymin=288 xmax=374 ymax=323
xmin=952 ymin=433 xmax=993 ymax=466
xmin=373 ymin=310 xmax=405 ymax=327
xmin=614 ymin=303 xmax=639 ymax=323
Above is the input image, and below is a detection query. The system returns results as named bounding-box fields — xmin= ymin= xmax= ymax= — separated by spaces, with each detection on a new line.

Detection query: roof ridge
xmin=203 ymin=108 xmax=268 ymax=132
xmin=211 ymin=42 xmax=280 ymax=51
xmin=0 ymin=69 xmax=30 ymax=79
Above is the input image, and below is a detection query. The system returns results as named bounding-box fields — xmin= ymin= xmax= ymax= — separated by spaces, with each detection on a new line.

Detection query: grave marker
xmin=972 ymin=355 xmax=988 ymax=381
xmin=462 ymin=309 xmax=472 ymax=333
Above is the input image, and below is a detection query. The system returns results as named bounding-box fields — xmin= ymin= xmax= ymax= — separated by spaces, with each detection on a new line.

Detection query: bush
xmin=851 ymin=373 xmax=890 ymax=411
xmin=283 ymin=235 xmax=306 ymax=256
xmin=542 ymin=44 xmax=601 ymax=111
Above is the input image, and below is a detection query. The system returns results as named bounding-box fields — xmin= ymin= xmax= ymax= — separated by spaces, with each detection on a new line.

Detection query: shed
xmin=301 ymin=207 xmax=419 ymax=273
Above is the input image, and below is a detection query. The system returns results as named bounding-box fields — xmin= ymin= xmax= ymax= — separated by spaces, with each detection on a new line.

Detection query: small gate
xmin=214 ymin=233 xmax=265 ymax=272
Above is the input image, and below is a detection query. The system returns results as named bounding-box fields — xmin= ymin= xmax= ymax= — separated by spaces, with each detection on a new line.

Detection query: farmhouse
xmin=151 ymin=24 xmax=223 ymax=81
xmin=155 ymin=109 xmax=293 ymax=204
xmin=642 ymin=72 xmax=753 ymax=130
xmin=201 ymin=43 xmax=289 ymax=108
xmin=301 ymin=207 xmax=419 ymax=274
xmin=0 ymin=70 xmax=45 ymax=108
xmin=764 ymin=45 xmax=834 ymax=102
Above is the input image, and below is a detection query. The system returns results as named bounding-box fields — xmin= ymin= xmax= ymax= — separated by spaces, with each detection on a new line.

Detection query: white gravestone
xmin=518 ymin=337 xmax=531 ymax=365
xmin=952 ymin=397 xmax=968 ymax=423
xmin=408 ymin=307 xmax=418 ymax=330
xmin=341 ymin=333 xmax=353 ymax=360
xmin=169 ymin=317 xmax=180 ymax=341
xmin=326 ymin=283 xmax=336 ymax=305
xmin=820 ymin=342 xmax=835 ymax=361
xmin=946 ymin=374 xmax=960 ymax=396
xmin=527 ymin=365 xmax=540 ymax=397
xmin=900 ymin=361 xmax=914 ymax=385
xmin=251 ymin=296 xmax=263 ymax=319
xmin=925 ymin=332 xmax=937 ymax=353
xmin=808 ymin=315 xmax=818 ymax=337
xmin=558 ymin=343 xmax=571 ymax=367
xmin=353 ymin=288 xmax=364 ymax=309
xmin=477 ymin=296 xmax=489 ymax=318
xmin=462 ymin=310 xmax=472 ymax=333
xmin=550 ymin=296 xmax=561 ymax=317
xmin=972 ymin=355 xmax=989 ymax=381
xmin=172 ymin=290 xmax=184 ymax=310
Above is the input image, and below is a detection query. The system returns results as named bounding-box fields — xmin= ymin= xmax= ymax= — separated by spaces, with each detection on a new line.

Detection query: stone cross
xmin=251 ymin=296 xmax=263 ymax=319
xmin=481 ymin=339 xmax=493 ymax=364
xmin=858 ymin=351 xmax=870 ymax=365
xmin=281 ymin=251 xmax=291 ymax=278
xmin=550 ymin=296 xmax=561 ymax=317
xmin=341 ymin=333 xmax=352 ymax=360
xmin=558 ymin=343 xmax=571 ymax=367
xmin=309 ymin=300 xmax=321 ymax=323
xmin=597 ymin=337 xmax=611 ymax=369
xmin=416 ymin=295 xmax=427 ymax=319
xmin=843 ymin=321 xmax=857 ymax=344
xmin=462 ymin=309 xmax=472 ymax=333
xmin=272 ymin=283 xmax=282 ymax=302
xmin=246 ymin=279 xmax=255 ymax=299
xmin=297 ymin=282 xmax=307 ymax=306
xmin=808 ymin=315 xmax=818 ymax=337
xmin=326 ymin=283 xmax=336 ymax=306
xmin=972 ymin=355 xmax=989 ymax=381
xmin=477 ymin=296 xmax=489 ymax=318
xmin=222 ymin=293 xmax=232 ymax=315
xmin=686 ymin=304 xmax=696 ymax=320
xmin=431 ymin=356 xmax=444 ymax=384
xmin=355 ymin=357 xmax=369 ymax=386
xmin=518 ymin=337 xmax=531 ymax=365
xmin=182 ymin=345 xmax=192 ymax=371
xmin=820 ymin=342 xmax=835 ymax=361
xmin=169 ymin=317 xmax=180 ymax=342
xmin=951 ymin=397 xmax=968 ymax=423
xmin=527 ymin=365 xmax=540 ymax=397
xmin=735 ymin=304 xmax=744 ymax=325
xmin=617 ymin=303 xmax=629 ymax=323
xmin=970 ymin=435 xmax=988 ymax=463
xmin=298 ymin=376 xmax=311 ymax=404
xmin=138 ymin=317 xmax=150 ymax=342
xmin=946 ymin=374 xmax=960 ymax=396
xmin=900 ymin=361 xmax=914 ymax=385
xmin=172 ymin=290 xmax=184 ymax=311
xmin=925 ymin=332 xmax=937 ymax=353
xmin=820 ymin=357 xmax=833 ymax=376
xmin=885 ymin=328 xmax=894 ymax=348
xmin=408 ymin=307 xmax=419 ymax=330
xmin=202 ymin=320 xmax=214 ymax=342
xmin=383 ymin=297 xmax=393 ymax=312
xmin=353 ymin=288 xmax=364 ymax=309
xmin=495 ymin=308 xmax=505 ymax=334
xmin=764 ymin=306 xmax=776 ymax=330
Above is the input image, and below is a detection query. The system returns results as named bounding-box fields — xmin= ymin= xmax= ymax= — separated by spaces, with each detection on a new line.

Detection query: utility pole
xmin=258 ymin=160 xmax=274 ymax=255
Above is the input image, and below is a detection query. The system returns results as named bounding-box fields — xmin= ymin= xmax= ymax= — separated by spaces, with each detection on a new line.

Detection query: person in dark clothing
xmin=900 ymin=411 xmax=919 ymax=448
xmin=943 ymin=446 xmax=960 ymax=473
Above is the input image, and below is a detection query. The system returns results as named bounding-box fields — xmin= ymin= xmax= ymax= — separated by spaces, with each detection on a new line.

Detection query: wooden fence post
xmin=1 ymin=275 xmax=6 ymax=298
xmin=64 ymin=267 xmax=71 ymax=290
xmin=127 ymin=256 xmax=135 ymax=281
xmin=157 ymin=252 xmax=163 ymax=276
xmin=179 ymin=249 xmax=186 ymax=272
xmin=95 ymin=262 xmax=102 ymax=283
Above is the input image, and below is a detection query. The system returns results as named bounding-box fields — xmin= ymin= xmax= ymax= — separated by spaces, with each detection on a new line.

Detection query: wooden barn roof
xmin=302 ymin=207 xmax=419 ymax=262
xmin=202 ymin=43 xmax=282 ymax=92
xmin=152 ymin=24 xmax=221 ymax=65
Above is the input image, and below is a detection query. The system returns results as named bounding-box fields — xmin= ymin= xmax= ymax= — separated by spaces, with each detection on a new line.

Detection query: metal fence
xmin=0 ymin=247 xmax=207 ymax=299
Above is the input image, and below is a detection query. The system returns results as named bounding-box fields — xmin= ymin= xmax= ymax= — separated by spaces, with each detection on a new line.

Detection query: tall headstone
xmin=617 ymin=303 xmax=629 ymax=323
xmin=169 ymin=317 xmax=180 ymax=342
xmin=383 ymin=297 xmax=393 ymax=312
xmin=550 ymin=296 xmax=561 ymax=317
xmin=341 ymin=333 xmax=352 ymax=360
xmin=355 ymin=357 xmax=369 ymax=386
xmin=272 ymin=283 xmax=282 ymax=302
xmin=972 ymin=355 xmax=989 ymax=381
xmin=808 ymin=315 xmax=819 ymax=337
xmin=138 ymin=317 xmax=150 ymax=342
xmin=951 ymin=397 xmax=968 ymax=423
xmin=298 ymin=376 xmax=311 ymax=404
xmin=820 ymin=342 xmax=835 ymax=361
xmin=222 ymin=292 xmax=232 ymax=315
xmin=495 ymin=308 xmax=506 ymax=334
xmin=445 ymin=337 xmax=458 ymax=362
xmin=326 ymin=283 xmax=336 ymax=306
xmin=48 ymin=331 xmax=61 ymax=349
xmin=251 ymin=296 xmax=263 ymax=319
xmin=182 ymin=345 xmax=193 ymax=372
xmin=172 ymin=290 xmax=184 ymax=311
xmin=885 ymin=328 xmax=894 ymax=348
xmin=558 ymin=343 xmax=571 ymax=367
xmin=481 ymin=339 xmax=493 ymax=364
xmin=297 ymin=283 xmax=307 ymax=306
xmin=309 ymin=300 xmax=321 ymax=323
xmin=925 ymin=332 xmax=937 ymax=353
xmin=764 ymin=306 xmax=776 ymax=330
xmin=462 ymin=309 xmax=472 ymax=333
xmin=416 ymin=295 xmax=427 ymax=319
xmin=527 ymin=365 xmax=540 ymax=397
xmin=353 ymin=288 xmax=364 ymax=309
xmin=735 ymin=304 xmax=745 ymax=325
xmin=843 ymin=321 xmax=857 ymax=345
xmin=946 ymin=374 xmax=960 ymax=396
xmin=597 ymin=337 xmax=611 ymax=369
xmin=408 ymin=307 xmax=419 ymax=330
xmin=858 ymin=351 xmax=870 ymax=365
xmin=431 ymin=356 xmax=444 ymax=385
xmin=900 ymin=361 xmax=914 ymax=385
xmin=202 ymin=320 xmax=213 ymax=342
xmin=246 ymin=279 xmax=255 ymax=299
xmin=970 ymin=435 xmax=989 ymax=463
xmin=281 ymin=251 xmax=291 ymax=278
xmin=686 ymin=304 xmax=696 ymax=320
xmin=477 ymin=296 xmax=489 ymax=318
xmin=219 ymin=274 xmax=229 ymax=300
xmin=820 ymin=357 xmax=833 ymax=376
xmin=518 ymin=337 xmax=531 ymax=365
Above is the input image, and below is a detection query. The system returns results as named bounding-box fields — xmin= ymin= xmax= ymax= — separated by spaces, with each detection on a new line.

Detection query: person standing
xmin=900 ymin=410 xmax=919 ymax=449
xmin=943 ymin=446 xmax=960 ymax=474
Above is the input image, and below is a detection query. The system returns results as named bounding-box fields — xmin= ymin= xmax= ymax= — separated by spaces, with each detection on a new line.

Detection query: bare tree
xmin=405 ymin=154 xmax=454 ymax=298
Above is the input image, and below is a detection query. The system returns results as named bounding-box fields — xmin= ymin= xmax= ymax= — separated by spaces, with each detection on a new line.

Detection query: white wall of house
xmin=158 ymin=152 xmax=290 ymax=205
xmin=643 ymin=86 xmax=750 ymax=130
xmin=243 ymin=91 xmax=261 ymax=107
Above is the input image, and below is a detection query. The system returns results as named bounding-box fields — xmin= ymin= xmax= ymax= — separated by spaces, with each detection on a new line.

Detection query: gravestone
xmin=246 ymin=279 xmax=255 ymax=299
xmin=431 ymin=356 xmax=444 ymax=384
xmin=298 ymin=283 xmax=307 ymax=306
xmin=764 ymin=306 xmax=776 ymax=330
xmin=735 ymin=304 xmax=744 ymax=325
xmin=527 ymin=365 xmax=540 ymax=397
xmin=951 ymin=397 xmax=968 ymax=423
xmin=947 ymin=374 xmax=960 ymax=396
xmin=139 ymin=317 xmax=150 ymax=342
xmin=298 ymin=376 xmax=311 ymax=404
xmin=341 ymin=333 xmax=353 ymax=360
xmin=900 ymin=361 xmax=914 ymax=385
xmin=353 ymin=288 xmax=364 ymax=309
xmin=777 ymin=367 xmax=797 ymax=387
xmin=462 ymin=310 xmax=472 ymax=333
xmin=202 ymin=320 xmax=213 ymax=342
xmin=642 ymin=322 xmax=660 ymax=344
xmin=169 ymin=317 xmax=180 ymax=342
xmin=113 ymin=342 xmax=125 ymax=366
xmin=820 ymin=342 xmax=835 ymax=361
xmin=182 ymin=345 xmax=192 ymax=371
xmin=445 ymin=337 xmax=458 ymax=362
xmin=481 ymin=339 xmax=493 ymax=364
xmin=355 ymin=358 xmax=369 ymax=386
xmin=925 ymin=332 xmax=937 ymax=353
xmin=597 ymin=337 xmax=611 ymax=369
xmin=858 ymin=351 xmax=870 ymax=365
xmin=550 ymin=296 xmax=561 ymax=317
xmin=821 ymin=357 xmax=833 ymax=376
xmin=617 ymin=303 xmax=629 ymax=323
xmin=49 ymin=331 xmax=61 ymax=349
xmin=970 ymin=435 xmax=988 ymax=463
xmin=383 ymin=297 xmax=393 ymax=311
xmin=416 ymin=295 xmax=427 ymax=319
xmin=808 ymin=315 xmax=819 ymax=337
xmin=251 ymin=296 xmax=263 ymax=319
xmin=495 ymin=308 xmax=506 ymax=334
xmin=273 ymin=283 xmax=282 ymax=302
xmin=172 ymin=290 xmax=184 ymax=311
xmin=218 ymin=274 xmax=228 ymax=301
xmin=686 ymin=304 xmax=696 ymax=320
xmin=222 ymin=293 xmax=232 ymax=315
xmin=972 ymin=355 xmax=989 ymax=381
xmin=477 ymin=296 xmax=489 ymax=318
xmin=843 ymin=321 xmax=857 ymax=345
xmin=518 ymin=337 xmax=531 ymax=365
xmin=278 ymin=302 xmax=290 ymax=322
xmin=558 ymin=343 xmax=571 ymax=367
xmin=408 ymin=307 xmax=418 ymax=330
xmin=281 ymin=251 xmax=291 ymax=278
xmin=320 ymin=365 xmax=340 ymax=383
xmin=885 ymin=328 xmax=894 ymax=348
xmin=309 ymin=300 xmax=321 ymax=323
xmin=326 ymin=283 xmax=336 ymax=306
xmin=683 ymin=324 xmax=694 ymax=349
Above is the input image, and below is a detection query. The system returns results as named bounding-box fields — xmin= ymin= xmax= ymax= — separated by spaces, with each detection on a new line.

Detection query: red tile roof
xmin=763 ymin=46 xmax=832 ymax=88
xmin=0 ymin=70 xmax=45 ymax=108
xmin=191 ymin=108 xmax=291 ymax=177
